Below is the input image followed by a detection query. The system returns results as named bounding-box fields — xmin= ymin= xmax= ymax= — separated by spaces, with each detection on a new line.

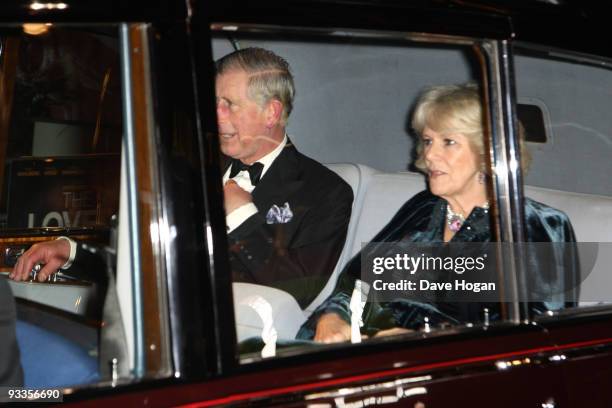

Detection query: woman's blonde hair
xmin=411 ymin=82 xmax=530 ymax=173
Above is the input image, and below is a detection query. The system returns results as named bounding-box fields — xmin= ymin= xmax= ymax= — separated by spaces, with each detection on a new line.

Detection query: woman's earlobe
xmin=477 ymin=171 xmax=487 ymax=184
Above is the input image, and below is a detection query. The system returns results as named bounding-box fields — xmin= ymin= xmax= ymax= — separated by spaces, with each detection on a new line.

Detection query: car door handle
xmin=4 ymin=246 xmax=27 ymax=266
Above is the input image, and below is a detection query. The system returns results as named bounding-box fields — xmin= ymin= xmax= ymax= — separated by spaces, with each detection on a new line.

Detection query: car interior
xmin=215 ymin=35 xmax=612 ymax=348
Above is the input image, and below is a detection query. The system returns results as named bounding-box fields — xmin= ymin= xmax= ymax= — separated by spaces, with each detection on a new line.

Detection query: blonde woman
xmin=299 ymin=83 xmax=578 ymax=343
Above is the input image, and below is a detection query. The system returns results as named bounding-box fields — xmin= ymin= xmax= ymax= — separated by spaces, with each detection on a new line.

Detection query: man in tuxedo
xmin=217 ymin=47 xmax=353 ymax=307
xmin=9 ymin=47 xmax=353 ymax=309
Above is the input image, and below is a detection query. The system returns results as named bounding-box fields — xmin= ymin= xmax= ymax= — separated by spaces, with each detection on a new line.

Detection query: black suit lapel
xmin=252 ymin=142 xmax=304 ymax=212
xmin=221 ymin=155 xmax=232 ymax=174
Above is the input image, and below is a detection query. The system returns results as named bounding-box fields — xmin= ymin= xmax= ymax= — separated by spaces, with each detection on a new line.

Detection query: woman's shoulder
xmin=525 ymin=197 xmax=571 ymax=222
xmin=389 ymin=189 xmax=441 ymax=228
xmin=395 ymin=190 xmax=439 ymax=216
xmin=524 ymin=197 xmax=575 ymax=242
xmin=369 ymin=190 xmax=440 ymax=242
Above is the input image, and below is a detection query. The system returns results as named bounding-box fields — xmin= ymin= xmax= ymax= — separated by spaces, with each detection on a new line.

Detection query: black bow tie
xmin=229 ymin=160 xmax=264 ymax=185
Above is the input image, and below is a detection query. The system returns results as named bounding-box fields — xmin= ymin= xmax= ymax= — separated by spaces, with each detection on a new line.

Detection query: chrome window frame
xmin=119 ymin=22 xmax=146 ymax=379
xmin=207 ymin=23 xmax=525 ymax=366
xmin=120 ymin=23 xmax=173 ymax=379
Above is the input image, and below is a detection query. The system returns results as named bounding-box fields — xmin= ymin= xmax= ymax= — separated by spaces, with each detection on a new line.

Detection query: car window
xmin=0 ymin=23 xmax=165 ymax=390
xmin=0 ymin=24 xmax=122 ymax=389
xmin=210 ymin=28 xmax=525 ymax=363
xmin=1 ymin=26 xmax=121 ymax=231
xmin=514 ymin=48 xmax=612 ymax=313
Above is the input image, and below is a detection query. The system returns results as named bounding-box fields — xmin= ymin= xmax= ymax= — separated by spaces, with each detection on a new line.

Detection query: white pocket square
xmin=266 ymin=202 xmax=293 ymax=224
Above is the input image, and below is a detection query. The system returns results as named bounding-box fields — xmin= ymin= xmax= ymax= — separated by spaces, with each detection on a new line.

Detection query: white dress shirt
xmin=223 ymin=136 xmax=287 ymax=233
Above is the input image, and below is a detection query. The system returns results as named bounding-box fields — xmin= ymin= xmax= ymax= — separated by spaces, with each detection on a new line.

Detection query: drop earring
xmin=478 ymin=171 xmax=486 ymax=184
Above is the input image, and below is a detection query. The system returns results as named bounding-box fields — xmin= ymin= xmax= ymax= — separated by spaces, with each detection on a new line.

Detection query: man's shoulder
xmin=294 ymin=150 xmax=352 ymax=195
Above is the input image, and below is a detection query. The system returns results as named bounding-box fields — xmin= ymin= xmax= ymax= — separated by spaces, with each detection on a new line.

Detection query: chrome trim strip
xmin=138 ymin=23 xmax=173 ymax=378
xmin=535 ymin=303 xmax=612 ymax=321
xmin=119 ymin=23 xmax=145 ymax=377
xmin=498 ymin=40 xmax=530 ymax=320
xmin=210 ymin=22 xmax=479 ymax=45
xmin=558 ymin=341 xmax=612 ymax=361
xmin=302 ymin=341 xmax=612 ymax=404
xmin=513 ymin=41 xmax=612 ymax=70
xmin=478 ymin=40 xmax=521 ymax=323
xmin=304 ymin=375 xmax=432 ymax=400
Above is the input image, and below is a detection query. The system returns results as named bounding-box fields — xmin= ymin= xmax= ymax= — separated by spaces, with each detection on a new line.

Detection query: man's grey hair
xmin=216 ymin=47 xmax=295 ymax=124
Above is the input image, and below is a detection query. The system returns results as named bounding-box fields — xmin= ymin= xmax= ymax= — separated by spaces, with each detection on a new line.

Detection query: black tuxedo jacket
xmin=226 ymin=142 xmax=353 ymax=308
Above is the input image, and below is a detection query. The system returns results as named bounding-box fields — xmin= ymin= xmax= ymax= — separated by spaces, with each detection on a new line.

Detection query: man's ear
xmin=265 ymin=99 xmax=284 ymax=127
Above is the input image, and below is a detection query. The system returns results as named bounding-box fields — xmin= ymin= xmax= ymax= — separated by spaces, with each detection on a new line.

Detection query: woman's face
xmin=421 ymin=126 xmax=482 ymax=201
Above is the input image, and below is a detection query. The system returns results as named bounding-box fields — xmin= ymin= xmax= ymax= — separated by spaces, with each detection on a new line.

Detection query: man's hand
xmin=314 ymin=312 xmax=351 ymax=343
xmin=224 ymin=179 xmax=253 ymax=214
xmin=9 ymin=239 xmax=70 ymax=282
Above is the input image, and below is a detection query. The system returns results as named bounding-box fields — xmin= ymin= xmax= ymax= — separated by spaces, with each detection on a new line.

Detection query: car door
xmin=513 ymin=43 xmax=612 ymax=408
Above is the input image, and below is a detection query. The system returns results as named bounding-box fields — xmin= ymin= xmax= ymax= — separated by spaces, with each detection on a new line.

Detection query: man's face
xmin=215 ymin=69 xmax=270 ymax=164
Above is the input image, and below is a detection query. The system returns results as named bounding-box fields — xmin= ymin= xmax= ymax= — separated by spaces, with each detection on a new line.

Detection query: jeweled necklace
xmin=446 ymin=202 xmax=489 ymax=233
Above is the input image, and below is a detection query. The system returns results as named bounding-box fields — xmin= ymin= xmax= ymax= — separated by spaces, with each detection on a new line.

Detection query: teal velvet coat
xmin=297 ymin=190 xmax=578 ymax=339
